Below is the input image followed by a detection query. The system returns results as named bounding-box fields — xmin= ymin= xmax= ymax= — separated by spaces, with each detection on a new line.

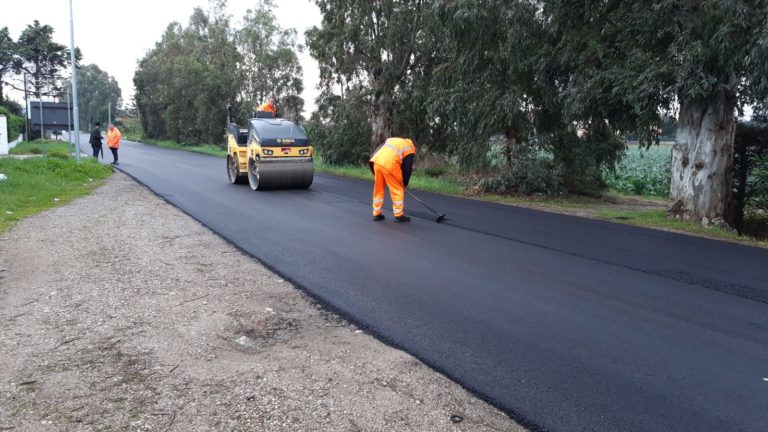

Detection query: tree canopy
xmin=0 ymin=27 xmax=15 ymax=104
xmin=543 ymin=0 xmax=768 ymax=220
xmin=237 ymin=0 xmax=304 ymax=109
xmin=134 ymin=3 xmax=243 ymax=144
xmin=64 ymin=64 xmax=121 ymax=127
xmin=9 ymin=20 xmax=81 ymax=100
xmin=305 ymin=0 xmax=768 ymax=220
xmin=307 ymin=0 xmax=427 ymax=152
xmin=134 ymin=0 xmax=304 ymax=144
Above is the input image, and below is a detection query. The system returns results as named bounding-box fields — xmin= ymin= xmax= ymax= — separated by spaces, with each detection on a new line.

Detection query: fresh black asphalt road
xmin=108 ymin=139 xmax=768 ymax=432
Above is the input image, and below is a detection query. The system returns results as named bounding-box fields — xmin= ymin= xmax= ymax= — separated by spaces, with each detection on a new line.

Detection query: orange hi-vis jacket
xmin=369 ymin=138 xmax=416 ymax=173
xmin=107 ymin=127 xmax=121 ymax=149
xmin=369 ymin=138 xmax=416 ymax=217
xmin=257 ymin=102 xmax=277 ymax=115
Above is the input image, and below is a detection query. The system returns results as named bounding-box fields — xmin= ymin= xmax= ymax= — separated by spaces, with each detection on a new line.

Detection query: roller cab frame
xmin=226 ymin=111 xmax=314 ymax=190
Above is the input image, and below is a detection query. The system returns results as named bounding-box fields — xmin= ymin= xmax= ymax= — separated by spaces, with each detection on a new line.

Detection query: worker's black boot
xmin=394 ymin=215 xmax=411 ymax=223
xmin=372 ymin=214 xmax=385 ymax=221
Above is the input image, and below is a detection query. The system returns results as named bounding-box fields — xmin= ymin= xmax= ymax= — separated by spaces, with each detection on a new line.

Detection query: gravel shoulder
xmin=0 ymin=172 xmax=525 ymax=432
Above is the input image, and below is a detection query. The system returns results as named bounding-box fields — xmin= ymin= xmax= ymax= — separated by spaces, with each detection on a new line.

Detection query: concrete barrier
xmin=9 ymin=133 xmax=22 ymax=149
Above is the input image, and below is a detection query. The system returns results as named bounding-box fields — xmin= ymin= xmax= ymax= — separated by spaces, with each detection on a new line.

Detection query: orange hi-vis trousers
xmin=372 ymin=164 xmax=405 ymax=217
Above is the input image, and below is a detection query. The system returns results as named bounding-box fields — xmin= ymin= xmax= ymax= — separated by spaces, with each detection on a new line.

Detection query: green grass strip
xmin=0 ymin=157 xmax=113 ymax=232
xmin=10 ymin=140 xmax=74 ymax=158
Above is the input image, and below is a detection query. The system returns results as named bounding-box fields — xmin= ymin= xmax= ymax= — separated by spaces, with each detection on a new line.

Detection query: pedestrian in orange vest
xmin=106 ymin=123 xmax=121 ymax=166
xmin=369 ymin=137 xmax=416 ymax=222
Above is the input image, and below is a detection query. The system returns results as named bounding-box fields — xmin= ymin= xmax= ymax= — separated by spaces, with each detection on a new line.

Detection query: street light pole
xmin=69 ymin=0 xmax=81 ymax=162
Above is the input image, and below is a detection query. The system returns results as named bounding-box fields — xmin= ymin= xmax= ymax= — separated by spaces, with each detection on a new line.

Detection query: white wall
xmin=0 ymin=115 xmax=8 ymax=155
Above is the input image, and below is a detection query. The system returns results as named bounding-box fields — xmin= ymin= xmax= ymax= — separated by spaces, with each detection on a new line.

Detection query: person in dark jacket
xmin=89 ymin=122 xmax=103 ymax=158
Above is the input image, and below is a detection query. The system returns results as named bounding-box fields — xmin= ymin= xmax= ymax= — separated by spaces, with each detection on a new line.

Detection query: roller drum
xmin=248 ymin=158 xmax=314 ymax=190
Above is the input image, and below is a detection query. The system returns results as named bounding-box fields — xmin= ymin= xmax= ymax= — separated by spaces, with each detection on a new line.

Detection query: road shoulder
xmin=0 ymin=171 xmax=524 ymax=431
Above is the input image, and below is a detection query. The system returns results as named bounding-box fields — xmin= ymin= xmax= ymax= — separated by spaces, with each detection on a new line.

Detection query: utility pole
xmin=108 ymin=102 xmax=111 ymax=125
xmin=69 ymin=0 xmax=81 ymax=162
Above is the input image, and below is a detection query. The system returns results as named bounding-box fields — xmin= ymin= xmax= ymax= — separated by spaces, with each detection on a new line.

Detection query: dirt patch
xmin=0 ymin=172 xmax=525 ymax=431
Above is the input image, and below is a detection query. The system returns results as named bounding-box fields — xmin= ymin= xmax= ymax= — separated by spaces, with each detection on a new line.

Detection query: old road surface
xmin=109 ymin=139 xmax=768 ymax=432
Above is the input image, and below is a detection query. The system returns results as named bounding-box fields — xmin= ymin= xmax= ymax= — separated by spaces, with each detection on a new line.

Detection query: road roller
xmin=226 ymin=108 xmax=314 ymax=190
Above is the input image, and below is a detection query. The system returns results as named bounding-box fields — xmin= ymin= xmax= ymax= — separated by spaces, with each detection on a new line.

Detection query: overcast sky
xmin=3 ymin=0 xmax=323 ymax=113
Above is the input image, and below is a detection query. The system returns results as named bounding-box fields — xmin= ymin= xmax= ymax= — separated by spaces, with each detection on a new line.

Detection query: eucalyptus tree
xmin=237 ymin=0 xmax=303 ymax=110
xmin=545 ymin=0 xmax=768 ymax=223
xmin=307 ymin=0 xmax=427 ymax=153
xmin=305 ymin=88 xmax=372 ymax=165
xmin=134 ymin=31 xmax=170 ymax=139
xmin=429 ymin=0 xmax=547 ymax=168
xmin=63 ymin=64 xmax=121 ymax=127
xmin=134 ymin=1 xmax=242 ymax=144
xmin=429 ymin=0 xmax=625 ymax=191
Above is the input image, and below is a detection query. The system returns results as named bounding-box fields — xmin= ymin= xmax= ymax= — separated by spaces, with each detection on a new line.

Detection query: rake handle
xmin=405 ymin=189 xmax=442 ymax=217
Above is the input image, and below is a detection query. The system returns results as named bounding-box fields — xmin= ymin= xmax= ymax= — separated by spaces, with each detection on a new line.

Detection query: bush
xmin=117 ymin=117 xmax=142 ymax=136
xmin=1 ymin=100 xmax=24 ymax=116
xmin=751 ymin=160 xmax=768 ymax=213
xmin=477 ymin=123 xmax=623 ymax=196
xmin=48 ymin=150 xmax=70 ymax=159
xmin=546 ymin=124 xmax=626 ymax=194
xmin=305 ymin=93 xmax=372 ymax=166
xmin=423 ymin=166 xmax=448 ymax=177
xmin=478 ymin=144 xmax=565 ymax=195
xmin=732 ymin=120 xmax=768 ymax=233
xmin=0 ymin=105 xmax=24 ymax=139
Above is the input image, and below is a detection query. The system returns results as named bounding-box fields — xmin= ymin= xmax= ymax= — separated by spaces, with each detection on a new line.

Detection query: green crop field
xmin=605 ymin=145 xmax=672 ymax=197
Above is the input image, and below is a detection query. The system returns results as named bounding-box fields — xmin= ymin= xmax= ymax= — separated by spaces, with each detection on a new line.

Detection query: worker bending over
xmin=369 ymin=137 xmax=416 ymax=223
xmin=254 ymin=96 xmax=277 ymax=117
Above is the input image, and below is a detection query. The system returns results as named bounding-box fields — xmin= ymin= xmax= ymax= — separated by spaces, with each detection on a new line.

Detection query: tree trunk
xmin=504 ymin=127 xmax=520 ymax=168
xmin=370 ymin=93 xmax=392 ymax=154
xmin=280 ymin=95 xmax=303 ymax=124
xmin=668 ymin=89 xmax=737 ymax=226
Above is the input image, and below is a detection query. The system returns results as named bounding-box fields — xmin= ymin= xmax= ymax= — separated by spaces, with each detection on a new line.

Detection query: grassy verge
xmin=124 ymin=133 xmax=226 ymax=157
xmin=10 ymin=140 xmax=74 ymax=157
xmin=594 ymin=209 xmax=767 ymax=246
xmin=0 ymin=158 xmax=113 ymax=232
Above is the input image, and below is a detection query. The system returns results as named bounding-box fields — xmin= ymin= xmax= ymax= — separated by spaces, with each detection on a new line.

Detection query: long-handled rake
xmin=405 ymin=189 xmax=446 ymax=223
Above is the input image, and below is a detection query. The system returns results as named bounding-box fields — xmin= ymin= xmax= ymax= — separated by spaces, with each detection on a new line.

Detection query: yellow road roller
xmin=226 ymin=108 xmax=314 ymax=190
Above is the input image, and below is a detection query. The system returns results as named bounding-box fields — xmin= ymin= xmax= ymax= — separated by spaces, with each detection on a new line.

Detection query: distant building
xmin=27 ymin=100 xmax=73 ymax=137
